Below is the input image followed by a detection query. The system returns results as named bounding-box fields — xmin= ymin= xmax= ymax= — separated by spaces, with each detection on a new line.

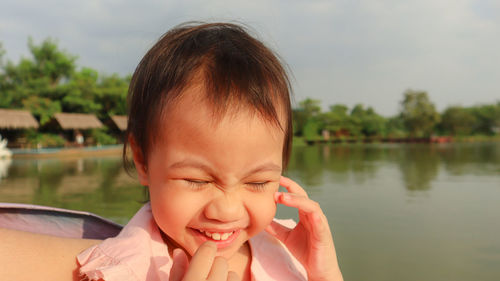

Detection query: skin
xmin=0 ymin=227 xmax=99 ymax=281
xmin=0 ymin=89 xmax=342 ymax=280
xmin=131 ymin=82 xmax=343 ymax=281
xmin=131 ymin=84 xmax=284 ymax=280
xmin=268 ymin=177 xmax=344 ymax=281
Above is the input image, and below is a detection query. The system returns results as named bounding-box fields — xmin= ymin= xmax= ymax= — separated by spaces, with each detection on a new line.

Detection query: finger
xmin=276 ymin=192 xmax=330 ymax=240
xmin=227 ymin=271 xmax=240 ymax=281
xmin=264 ymin=220 xmax=292 ymax=243
xmin=182 ymin=241 xmax=217 ymax=280
xmin=280 ymin=176 xmax=308 ymax=197
xmin=206 ymin=256 xmax=228 ymax=281
xmin=169 ymin=248 xmax=189 ymax=281
xmin=276 ymin=192 xmax=320 ymax=214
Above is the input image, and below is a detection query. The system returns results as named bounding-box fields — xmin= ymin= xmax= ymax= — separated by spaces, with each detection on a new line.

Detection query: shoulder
xmin=0 ymin=227 xmax=100 ymax=281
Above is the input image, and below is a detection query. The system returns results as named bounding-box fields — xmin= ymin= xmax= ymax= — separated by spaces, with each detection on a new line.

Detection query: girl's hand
xmin=265 ymin=176 xmax=343 ymax=281
xmin=169 ymin=241 xmax=240 ymax=281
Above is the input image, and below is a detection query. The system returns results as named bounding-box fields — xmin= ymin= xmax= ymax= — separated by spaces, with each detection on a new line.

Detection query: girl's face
xmin=132 ymin=86 xmax=284 ymax=259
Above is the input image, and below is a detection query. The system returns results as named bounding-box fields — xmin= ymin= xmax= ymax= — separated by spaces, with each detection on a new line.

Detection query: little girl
xmin=78 ymin=22 xmax=343 ymax=281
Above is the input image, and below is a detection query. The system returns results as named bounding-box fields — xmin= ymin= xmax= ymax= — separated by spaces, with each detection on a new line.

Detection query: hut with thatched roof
xmin=106 ymin=115 xmax=127 ymax=143
xmin=109 ymin=115 xmax=127 ymax=132
xmin=52 ymin=113 xmax=103 ymax=130
xmin=0 ymin=109 xmax=39 ymax=148
xmin=0 ymin=109 xmax=39 ymax=130
xmin=47 ymin=113 xmax=104 ymax=145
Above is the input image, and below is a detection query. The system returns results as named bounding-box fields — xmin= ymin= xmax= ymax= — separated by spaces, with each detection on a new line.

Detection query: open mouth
xmin=201 ymin=230 xmax=234 ymax=241
xmin=191 ymin=228 xmax=241 ymax=248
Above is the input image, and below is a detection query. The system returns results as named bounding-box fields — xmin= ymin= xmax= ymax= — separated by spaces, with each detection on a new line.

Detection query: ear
xmin=129 ymin=135 xmax=149 ymax=186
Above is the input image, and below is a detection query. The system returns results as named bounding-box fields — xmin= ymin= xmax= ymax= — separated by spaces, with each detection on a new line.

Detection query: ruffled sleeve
xmin=78 ymin=244 xmax=138 ymax=281
xmin=77 ymin=203 xmax=172 ymax=281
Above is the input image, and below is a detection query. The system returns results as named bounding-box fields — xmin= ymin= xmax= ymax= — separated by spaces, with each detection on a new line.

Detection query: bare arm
xmin=0 ymin=227 xmax=100 ymax=281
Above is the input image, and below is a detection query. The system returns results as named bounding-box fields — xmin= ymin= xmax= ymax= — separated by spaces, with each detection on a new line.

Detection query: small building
xmin=107 ymin=115 xmax=127 ymax=143
xmin=109 ymin=115 xmax=127 ymax=132
xmin=50 ymin=113 xmax=104 ymax=145
xmin=0 ymin=109 xmax=39 ymax=148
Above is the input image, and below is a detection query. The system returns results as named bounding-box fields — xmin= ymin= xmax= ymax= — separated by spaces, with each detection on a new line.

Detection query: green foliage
xmin=22 ymin=96 xmax=61 ymax=125
xmin=385 ymin=115 xmax=407 ymax=137
xmin=90 ymin=128 xmax=117 ymax=146
xmin=400 ymin=89 xmax=440 ymax=137
xmin=0 ymin=38 xmax=77 ymax=124
xmin=62 ymin=67 xmax=101 ymax=113
xmin=303 ymin=120 xmax=320 ymax=139
xmin=318 ymin=104 xmax=350 ymax=136
xmin=26 ymin=130 xmax=66 ymax=148
xmin=440 ymin=106 xmax=477 ymax=135
xmin=0 ymin=37 xmax=130 ymax=135
xmin=94 ymin=74 xmax=129 ymax=118
xmin=468 ymin=103 xmax=500 ymax=135
xmin=350 ymin=104 xmax=386 ymax=137
xmin=293 ymin=98 xmax=322 ymax=137
xmin=27 ymin=37 xmax=76 ymax=85
xmin=2 ymin=37 xmax=499 ymax=146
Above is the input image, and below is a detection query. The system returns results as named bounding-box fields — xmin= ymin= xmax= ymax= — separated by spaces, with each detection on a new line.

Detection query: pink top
xmin=78 ymin=203 xmax=307 ymax=281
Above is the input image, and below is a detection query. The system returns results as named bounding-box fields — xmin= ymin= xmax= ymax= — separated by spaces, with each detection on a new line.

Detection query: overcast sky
xmin=1 ymin=0 xmax=499 ymax=115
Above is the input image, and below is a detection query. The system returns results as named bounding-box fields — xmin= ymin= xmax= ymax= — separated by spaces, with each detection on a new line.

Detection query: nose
xmin=203 ymin=190 xmax=246 ymax=223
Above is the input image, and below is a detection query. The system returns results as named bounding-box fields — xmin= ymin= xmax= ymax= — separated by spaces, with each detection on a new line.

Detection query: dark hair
xmin=124 ymin=22 xmax=293 ymax=171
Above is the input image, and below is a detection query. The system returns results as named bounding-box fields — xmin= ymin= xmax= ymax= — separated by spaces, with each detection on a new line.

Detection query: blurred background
xmin=1 ymin=1 xmax=499 ymax=280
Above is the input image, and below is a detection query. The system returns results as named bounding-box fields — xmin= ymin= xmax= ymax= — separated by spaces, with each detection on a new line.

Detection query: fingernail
xmin=274 ymin=192 xmax=281 ymax=201
xmin=173 ymin=248 xmax=181 ymax=259
xmin=282 ymin=193 xmax=291 ymax=200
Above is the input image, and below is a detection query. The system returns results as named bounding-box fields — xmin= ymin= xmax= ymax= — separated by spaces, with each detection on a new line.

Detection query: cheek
xmin=148 ymin=186 xmax=200 ymax=232
xmin=246 ymin=190 xmax=278 ymax=235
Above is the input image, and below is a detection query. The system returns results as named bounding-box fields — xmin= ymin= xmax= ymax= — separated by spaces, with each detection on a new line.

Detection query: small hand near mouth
xmin=169 ymin=241 xmax=240 ymax=281
xmin=265 ymin=176 xmax=343 ymax=281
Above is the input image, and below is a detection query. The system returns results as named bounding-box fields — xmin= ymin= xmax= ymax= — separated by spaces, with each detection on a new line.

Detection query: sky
xmin=1 ymin=0 xmax=499 ymax=116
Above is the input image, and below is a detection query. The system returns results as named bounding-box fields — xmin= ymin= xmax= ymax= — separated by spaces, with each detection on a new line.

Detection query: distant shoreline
xmin=11 ymin=144 xmax=123 ymax=158
xmin=8 ymin=136 xmax=500 ymax=158
xmin=294 ymin=135 xmax=500 ymax=146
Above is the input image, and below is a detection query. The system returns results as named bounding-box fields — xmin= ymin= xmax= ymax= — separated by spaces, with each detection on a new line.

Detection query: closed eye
xmin=246 ymin=182 xmax=269 ymax=191
xmin=184 ymin=179 xmax=210 ymax=190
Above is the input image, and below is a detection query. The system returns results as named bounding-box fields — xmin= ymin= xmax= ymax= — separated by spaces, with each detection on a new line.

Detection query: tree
xmin=400 ymin=89 xmax=440 ymax=137
xmin=1 ymin=38 xmax=78 ymax=123
xmin=27 ymin=37 xmax=76 ymax=87
xmin=469 ymin=103 xmax=500 ymax=135
xmin=22 ymin=96 xmax=62 ymax=125
xmin=385 ymin=115 xmax=406 ymax=137
xmin=440 ymin=106 xmax=476 ymax=135
xmin=350 ymin=104 xmax=386 ymax=137
xmin=319 ymin=104 xmax=351 ymax=136
xmin=62 ymin=67 xmax=101 ymax=114
xmin=0 ymin=43 xmax=11 ymax=108
xmin=94 ymin=74 xmax=129 ymax=118
xmin=293 ymin=98 xmax=322 ymax=136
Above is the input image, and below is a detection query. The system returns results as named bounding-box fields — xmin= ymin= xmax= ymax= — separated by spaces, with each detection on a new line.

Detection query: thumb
xmin=265 ymin=220 xmax=292 ymax=244
xmin=169 ymin=248 xmax=189 ymax=281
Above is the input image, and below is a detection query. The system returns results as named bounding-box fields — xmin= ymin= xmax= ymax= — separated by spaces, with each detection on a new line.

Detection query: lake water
xmin=1 ymin=142 xmax=499 ymax=281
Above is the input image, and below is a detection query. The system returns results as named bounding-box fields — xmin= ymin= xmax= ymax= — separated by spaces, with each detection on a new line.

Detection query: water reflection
xmin=288 ymin=142 xmax=499 ymax=193
xmin=1 ymin=143 xmax=499 ymax=219
xmin=0 ymin=157 xmax=144 ymax=224
xmin=440 ymin=143 xmax=500 ymax=175
xmin=0 ymin=158 xmax=12 ymax=180
xmin=1 ymin=143 xmax=499 ymax=281
xmin=396 ymin=144 xmax=440 ymax=192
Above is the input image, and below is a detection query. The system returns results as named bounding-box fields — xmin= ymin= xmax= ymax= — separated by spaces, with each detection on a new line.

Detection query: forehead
xmin=149 ymin=85 xmax=285 ymax=172
xmin=157 ymin=80 xmax=287 ymax=136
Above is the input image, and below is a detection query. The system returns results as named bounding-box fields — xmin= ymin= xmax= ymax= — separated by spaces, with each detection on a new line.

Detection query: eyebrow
xmin=168 ymin=160 xmax=282 ymax=177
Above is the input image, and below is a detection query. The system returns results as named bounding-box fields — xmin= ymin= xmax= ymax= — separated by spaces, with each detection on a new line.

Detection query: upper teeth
xmin=203 ymin=230 xmax=234 ymax=241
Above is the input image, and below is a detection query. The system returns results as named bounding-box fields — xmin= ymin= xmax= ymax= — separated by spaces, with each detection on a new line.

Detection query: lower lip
xmin=191 ymin=229 xmax=241 ymax=249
